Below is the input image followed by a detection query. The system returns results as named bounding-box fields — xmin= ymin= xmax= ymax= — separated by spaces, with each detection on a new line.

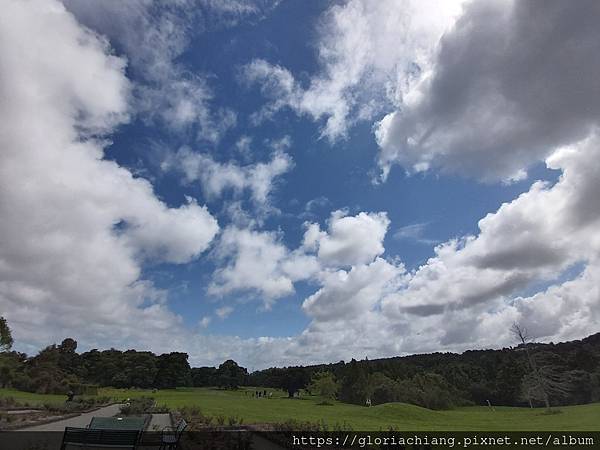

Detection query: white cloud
xmin=215 ymin=306 xmax=234 ymax=319
xmin=0 ymin=0 xmax=218 ymax=351
xmin=208 ymin=227 xmax=318 ymax=306
xmin=376 ymin=133 xmax=600 ymax=345
xmin=242 ymin=0 xmax=464 ymax=141
xmin=62 ymin=0 xmax=277 ymax=142
xmin=299 ymin=196 xmax=331 ymax=220
xmin=375 ymin=0 xmax=600 ymax=181
xmin=207 ymin=210 xmax=389 ymax=311
xmin=393 ymin=222 xmax=438 ymax=245
xmin=235 ymin=135 xmax=253 ymax=160
xmin=199 ymin=316 xmax=211 ymax=328
xmin=308 ymin=211 xmax=390 ymax=267
xmin=303 ymin=258 xmax=405 ymax=323
xmin=163 ymin=146 xmax=293 ymax=206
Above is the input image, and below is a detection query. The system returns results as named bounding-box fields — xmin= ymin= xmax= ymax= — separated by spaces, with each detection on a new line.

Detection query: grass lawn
xmin=2 ymin=387 xmax=598 ymax=430
xmin=0 ymin=388 xmax=67 ymax=406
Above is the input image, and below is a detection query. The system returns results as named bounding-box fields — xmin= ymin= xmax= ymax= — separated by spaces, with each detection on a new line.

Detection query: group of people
xmin=246 ymin=389 xmax=272 ymax=398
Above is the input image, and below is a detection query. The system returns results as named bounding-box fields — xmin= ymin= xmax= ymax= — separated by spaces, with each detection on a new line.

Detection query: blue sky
xmin=1 ymin=0 xmax=599 ymax=368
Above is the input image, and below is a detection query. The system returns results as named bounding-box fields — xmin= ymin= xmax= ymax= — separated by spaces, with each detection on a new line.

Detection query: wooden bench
xmin=60 ymin=427 xmax=140 ymax=449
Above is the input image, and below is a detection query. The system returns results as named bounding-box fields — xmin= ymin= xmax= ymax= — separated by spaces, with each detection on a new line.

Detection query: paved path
xmin=148 ymin=413 xmax=171 ymax=431
xmin=18 ymin=403 xmax=123 ymax=431
xmin=6 ymin=409 xmax=42 ymax=415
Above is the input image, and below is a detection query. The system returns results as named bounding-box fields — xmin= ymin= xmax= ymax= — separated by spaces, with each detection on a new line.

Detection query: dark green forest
xmin=1 ymin=315 xmax=598 ymax=410
xmin=247 ymin=332 xmax=600 ymax=409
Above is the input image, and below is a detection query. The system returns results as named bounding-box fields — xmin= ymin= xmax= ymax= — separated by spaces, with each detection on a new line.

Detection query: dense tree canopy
xmin=249 ymin=333 xmax=600 ymax=409
xmin=215 ymin=359 xmax=248 ymax=389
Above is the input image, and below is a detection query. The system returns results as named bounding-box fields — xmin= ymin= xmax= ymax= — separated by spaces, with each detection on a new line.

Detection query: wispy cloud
xmin=393 ymin=223 xmax=439 ymax=245
xmin=216 ymin=306 xmax=234 ymax=319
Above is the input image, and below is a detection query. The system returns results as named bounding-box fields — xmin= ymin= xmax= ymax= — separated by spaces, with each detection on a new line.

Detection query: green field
xmin=1 ymin=387 xmax=598 ymax=430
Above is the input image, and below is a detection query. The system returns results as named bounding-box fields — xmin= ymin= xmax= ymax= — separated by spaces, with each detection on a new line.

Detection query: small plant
xmin=42 ymin=402 xmax=57 ymax=412
xmin=119 ymin=396 xmax=155 ymax=416
xmin=216 ymin=415 xmax=225 ymax=426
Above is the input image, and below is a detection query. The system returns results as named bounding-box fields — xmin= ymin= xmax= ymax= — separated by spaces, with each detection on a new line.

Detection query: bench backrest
xmin=62 ymin=427 xmax=140 ymax=448
xmin=176 ymin=419 xmax=188 ymax=435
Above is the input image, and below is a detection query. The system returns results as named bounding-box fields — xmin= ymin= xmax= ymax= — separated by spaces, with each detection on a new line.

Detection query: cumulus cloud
xmin=242 ymin=0 xmax=463 ymax=141
xmin=306 ymin=211 xmax=390 ymax=267
xmin=303 ymin=258 xmax=405 ymax=323
xmin=162 ymin=146 xmax=293 ymax=206
xmin=0 ymin=0 xmax=218 ymax=351
xmin=207 ymin=209 xmax=389 ymax=308
xmin=208 ymin=227 xmax=319 ymax=306
xmin=377 ymin=133 xmax=600 ymax=347
xmin=375 ymin=0 xmax=600 ymax=181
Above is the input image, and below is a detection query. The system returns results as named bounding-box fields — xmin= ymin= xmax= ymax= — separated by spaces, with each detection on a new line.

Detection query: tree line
xmin=248 ymin=331 xmax=600 ymax=409
xmin=0 ymin=316 xmax=598 ymax=410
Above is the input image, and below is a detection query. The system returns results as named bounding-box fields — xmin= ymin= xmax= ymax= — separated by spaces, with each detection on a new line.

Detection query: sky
xmin=1 ymin=0 xmax=599 ymax=369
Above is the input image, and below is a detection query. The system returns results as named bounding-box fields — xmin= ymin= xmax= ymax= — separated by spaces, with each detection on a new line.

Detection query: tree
xmin=339 ymin=359 xmax=370 ymax=405
xmin=125 ymin=351 xmax=158 ymax=388
xmin=511 ymin=323 xmax=551 ymax=410
xmin=59 ymin=338 xmax=77 ymax=354
xmin=369 ymin=372 xmax=406 ymax=405
xmin=154 ymin=352 xmax=192 ymax=388
xmin=308 ymin=371 xmax=338 ymax=402
xmin=216 ymin=360 xmax=248 ymax=389
xmin=411 ymin=372 xmax=457 ymax=410
xmin=191 ymin=367 xmax=217 ymax=387
xmin=280 ymin=367 xmax=307 ymax=398
xmin=0 ymin=364 xmax=13 ymax=388
xmin=0 ymin=317 xmax=13 ymax=352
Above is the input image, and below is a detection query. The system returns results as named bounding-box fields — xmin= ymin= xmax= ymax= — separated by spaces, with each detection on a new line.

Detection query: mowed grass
xmin=0 ymin=388 xmax=67 ymax=406
xmin=2 ymin=387 xmax=598 ymax=430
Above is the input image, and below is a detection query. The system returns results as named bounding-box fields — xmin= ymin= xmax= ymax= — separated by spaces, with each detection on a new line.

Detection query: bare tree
xmin=511 ymin=323 xmax=551 ymax=411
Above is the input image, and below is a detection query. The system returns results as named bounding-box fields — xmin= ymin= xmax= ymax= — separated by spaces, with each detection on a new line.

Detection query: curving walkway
xmin=18 ymin=403 xmax=123 ymax=431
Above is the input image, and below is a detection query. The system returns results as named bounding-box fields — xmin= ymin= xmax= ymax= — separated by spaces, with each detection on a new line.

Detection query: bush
xmin=119 ymin=396 xmax=155 ymax=415
xmin=0 ymin=396 xmax=19 ymax=408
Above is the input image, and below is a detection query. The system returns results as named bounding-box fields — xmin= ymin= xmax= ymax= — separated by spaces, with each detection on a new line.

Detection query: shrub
xmin=119 ymin=396 xmax=155 ymax=416
xmin=0 ymin=396 xmax=19 ymax=408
